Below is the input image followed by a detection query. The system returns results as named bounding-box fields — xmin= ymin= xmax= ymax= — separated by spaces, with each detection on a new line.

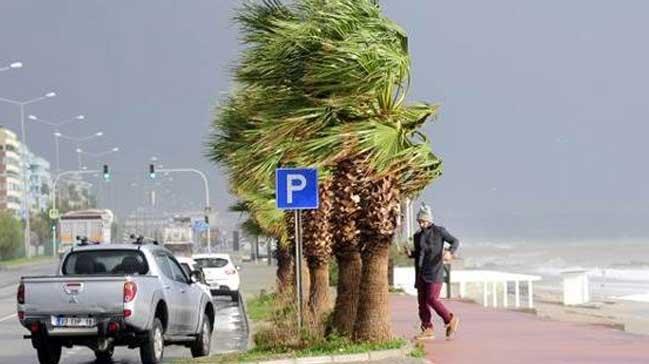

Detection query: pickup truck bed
xmin=23 ymin=276 xmax=130 ymax=315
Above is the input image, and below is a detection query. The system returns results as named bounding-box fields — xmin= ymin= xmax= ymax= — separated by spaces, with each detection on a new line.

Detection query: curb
xmin=237 ymin=291 xmax=253 ymax=350
xmin=231 ymin=344 xmax=412 ymax=364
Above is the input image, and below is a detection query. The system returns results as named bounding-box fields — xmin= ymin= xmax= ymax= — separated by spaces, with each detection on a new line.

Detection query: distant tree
xmin=111 ymin=222 xmax=120 ymax=243
xmin=0 ymin=212 xmax=24 ymax=260
xmin=31 ymin=211 xmax=53 ymax=248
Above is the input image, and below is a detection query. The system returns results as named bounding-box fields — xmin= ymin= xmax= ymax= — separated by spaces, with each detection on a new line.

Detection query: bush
xmin=246 ymin=291 xmax=276 ymax=321
xmin=251 ymin=290 xmax=331 ymax=352
xmin=0 ymin=212 xmax=24 ymax=260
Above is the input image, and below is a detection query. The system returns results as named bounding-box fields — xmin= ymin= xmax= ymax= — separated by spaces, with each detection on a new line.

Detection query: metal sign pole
xmin=276 ymin=168 xmax=318 ymax=330
xmin=294 ymin=210 xmax=304 ymax=329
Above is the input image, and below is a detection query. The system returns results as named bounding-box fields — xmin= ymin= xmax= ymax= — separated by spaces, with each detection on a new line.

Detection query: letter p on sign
xmin=276 ymin=168 xmax=319 ymax=210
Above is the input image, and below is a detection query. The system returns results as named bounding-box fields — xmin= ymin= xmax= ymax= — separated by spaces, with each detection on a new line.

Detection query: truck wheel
xmin=231 ymin=291 xmax=240 ymax=302
xmin=140 ymin=318 xmax=164 ymax=364
xmin=36 ymin=341 xmax=62 ymax=364
xmin=190 ymin=313 xmax=212 ymax=357
xmin=95 ymin=346 xmax=114 ymax=363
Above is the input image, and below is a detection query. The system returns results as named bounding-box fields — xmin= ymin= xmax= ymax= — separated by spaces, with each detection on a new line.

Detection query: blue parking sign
xmin=276 ymin=168 xmax=319 ymax=210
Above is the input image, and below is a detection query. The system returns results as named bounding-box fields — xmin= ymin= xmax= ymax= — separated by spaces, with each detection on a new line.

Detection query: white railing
xmin=393 ymin=267 xmax=542 ymax=309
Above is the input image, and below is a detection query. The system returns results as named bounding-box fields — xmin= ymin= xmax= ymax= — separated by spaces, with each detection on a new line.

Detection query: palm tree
xmin=302 ymin=180 xmax=334 ymax=318
xmin=208 ymin=0 xmax=444 ymax=342
xmin=329 ymin=157 xmax=364 ymax=336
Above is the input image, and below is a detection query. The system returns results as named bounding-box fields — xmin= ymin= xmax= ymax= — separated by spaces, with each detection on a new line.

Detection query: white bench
xmin=393 ymin=268 xmax=542 ymax=309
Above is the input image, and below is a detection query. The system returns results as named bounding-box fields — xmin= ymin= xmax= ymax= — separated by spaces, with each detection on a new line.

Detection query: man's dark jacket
xmin=411 ymin=224 xmax=459 ymax=283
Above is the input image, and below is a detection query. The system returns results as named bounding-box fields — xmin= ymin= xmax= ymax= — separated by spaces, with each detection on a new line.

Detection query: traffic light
xmin=149 ymin=164 xmax=156 ymax=179
xmin=103 ymin=164 xmax=110 ymax=181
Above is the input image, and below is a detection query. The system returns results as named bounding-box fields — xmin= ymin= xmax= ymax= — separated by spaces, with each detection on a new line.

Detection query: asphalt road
xmin=0 ymin=261 xmax=249 ymax=364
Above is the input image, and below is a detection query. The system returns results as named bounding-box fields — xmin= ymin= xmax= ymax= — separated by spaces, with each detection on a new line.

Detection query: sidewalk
xmin=391 ymin=295 xmax=649 ymax=364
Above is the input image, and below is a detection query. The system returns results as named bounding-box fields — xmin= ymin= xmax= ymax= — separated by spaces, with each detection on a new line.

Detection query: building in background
xmin=26 ymin=151 xmax=52 ymax=213
xmin=0 ymin=127 xmax=25 ymax=216
xmin=0 ymin=126 xmax=55 ymax=217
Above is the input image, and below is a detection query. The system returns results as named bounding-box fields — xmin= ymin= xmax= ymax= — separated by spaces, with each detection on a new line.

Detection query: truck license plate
xmin=51 ymin=316 xmax=96 ymax=327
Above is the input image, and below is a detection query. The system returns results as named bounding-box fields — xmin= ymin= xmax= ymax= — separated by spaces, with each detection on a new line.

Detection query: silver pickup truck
xmin=17 ymin=242 xmax=215 ymax=364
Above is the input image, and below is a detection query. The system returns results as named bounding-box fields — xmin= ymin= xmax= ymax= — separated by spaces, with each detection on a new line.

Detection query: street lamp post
xmin=77 ymin=147 xmax=119 ymax=207
xmin=52 ymin=131 xmax=103 ymax=169
xmin=77 ymin=147 xmax=119 ymax=160
xmin=27 ymin=114 xmax=86 ymax=174
xmin=0 ymin=92 xmax=57 ymax=258
xmin=0 ymin=61 xmax=23 ymax=72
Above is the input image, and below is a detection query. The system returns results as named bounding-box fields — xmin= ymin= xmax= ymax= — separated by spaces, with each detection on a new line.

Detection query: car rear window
xmin=194 ymin=258 xmax=228 ymax=268
xmin=62 ymin=250 xmax=149 ymax=275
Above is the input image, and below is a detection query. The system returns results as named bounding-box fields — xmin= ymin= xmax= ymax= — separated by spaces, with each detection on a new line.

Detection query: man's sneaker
xmin=414 ymin=327 xmax=435 ymax=341
xmin=446 ymin=316 xmax=460 ymax=339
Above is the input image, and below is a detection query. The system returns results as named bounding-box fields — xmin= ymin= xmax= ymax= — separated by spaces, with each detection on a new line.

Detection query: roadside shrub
xmin=0 ymin=212 xmax=24 ymax=260
xmin=252 ymin=290 xmax=329 ymax=351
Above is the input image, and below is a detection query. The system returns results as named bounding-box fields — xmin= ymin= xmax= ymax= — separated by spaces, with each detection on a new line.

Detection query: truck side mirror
xmin=190 ymin=270 xmax=204 ymax=284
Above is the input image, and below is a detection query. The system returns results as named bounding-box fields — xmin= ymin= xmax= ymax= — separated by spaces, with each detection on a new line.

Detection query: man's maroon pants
xmin=417 ymin=278 xmax=453 ymax=329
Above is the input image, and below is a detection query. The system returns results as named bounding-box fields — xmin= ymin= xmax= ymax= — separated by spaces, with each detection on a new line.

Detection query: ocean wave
xmin=533 ymin=266 xmax=649 ymax=282
xmin=467 ymin=241 xmax=515 ymax=250
xmin=598 ymin=269 xmax=649 ymax=282
xmin=613 ymin=293 xmax=649 ymax=303
xmin=608 ymin=261 xmax=649 ymax=269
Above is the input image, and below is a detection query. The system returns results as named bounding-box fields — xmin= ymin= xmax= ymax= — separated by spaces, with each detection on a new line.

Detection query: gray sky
xmin=1 ymin=1 xmax=647 ymax=239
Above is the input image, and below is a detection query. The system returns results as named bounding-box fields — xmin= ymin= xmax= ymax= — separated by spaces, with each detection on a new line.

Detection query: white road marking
xmin=0 ymin=313 xmax=16 ymax=322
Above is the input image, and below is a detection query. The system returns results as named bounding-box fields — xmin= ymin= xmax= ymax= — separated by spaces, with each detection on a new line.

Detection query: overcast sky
xmin=1 ymin=1 xmax=647 ymax=240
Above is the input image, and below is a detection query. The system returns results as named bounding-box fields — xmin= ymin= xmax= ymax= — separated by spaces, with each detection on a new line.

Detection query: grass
xmin=0 ymin=255 xmax=53 ymax=267
xmin=176 ymin=291 xmax=411 ymax=364
xmin=408 ymin=342 xmax=426 ymax=358
xmin=176 ymin=337 xmax=407 ymax=364
xmin=245 ymin=292 xmax=276 ymax=321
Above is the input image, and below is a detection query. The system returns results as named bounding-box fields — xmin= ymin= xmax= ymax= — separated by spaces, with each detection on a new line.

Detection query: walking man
xmin=406 ymin=204 xmax=460 ymax=340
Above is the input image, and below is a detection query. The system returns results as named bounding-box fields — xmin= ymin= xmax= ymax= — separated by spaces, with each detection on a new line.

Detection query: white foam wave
xmin=613 ymin=293 xmax=649 ymax=303
xmin=467 ymin=241 xmax=514 ymax=250
xmin=534 ymin=266 xmax=649 ymax=282
xmin=599 ymin=269 xmax=649 ymax=282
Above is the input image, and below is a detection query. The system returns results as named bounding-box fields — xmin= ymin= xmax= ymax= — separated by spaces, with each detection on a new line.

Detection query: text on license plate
xmin=51 ymin=316 xmax=96 ymax=327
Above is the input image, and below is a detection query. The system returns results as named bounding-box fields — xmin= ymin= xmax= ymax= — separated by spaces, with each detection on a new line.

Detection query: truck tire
xmin=36 ymin=341 xmax=62 ymax=364
xmin=231 ymin=291 xmax=240 ymax=302
xmin=190 ymin=313 xmax=212 ymax=357
xmin=140 ymin=318 xmax=164 ymax=364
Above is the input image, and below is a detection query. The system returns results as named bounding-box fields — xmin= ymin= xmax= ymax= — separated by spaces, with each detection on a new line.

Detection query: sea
xmin=460 ymin=239 xmax=649 ymax=303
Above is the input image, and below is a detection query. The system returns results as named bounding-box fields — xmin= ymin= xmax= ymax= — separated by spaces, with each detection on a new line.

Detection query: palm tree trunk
xmin=308 ymin=260 xmax=330 ymax=319
xmin=330 ymin=158 xmax=365 ymax=336
xmin=332 ymin=249 xmax=362 ymax=336
xmin=276 ymin=242 xmax=295 ymax=294
xmin=302 ymin=182 xmax=334 ymax=320
xmin=300 ymin=254 xmax=310 ymax=313
xmin=353 ymin=174 xmax=400 ymax=343
xmin=353 ymin=243 xmax=391 ymax=342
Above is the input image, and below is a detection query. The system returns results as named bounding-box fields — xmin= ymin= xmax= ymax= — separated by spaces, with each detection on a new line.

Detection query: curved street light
xmin=0 ymin=91 xmax=57 ymax=258
xmin=27 ymin=114 xmax=87 ymax=173
xmin=0 ymin=61 xmax=23 ymax=72
xmin=77 ymin=146 xmax=120 ymax=158
xmin=54 ymin=131 xmax=104 ymax=169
